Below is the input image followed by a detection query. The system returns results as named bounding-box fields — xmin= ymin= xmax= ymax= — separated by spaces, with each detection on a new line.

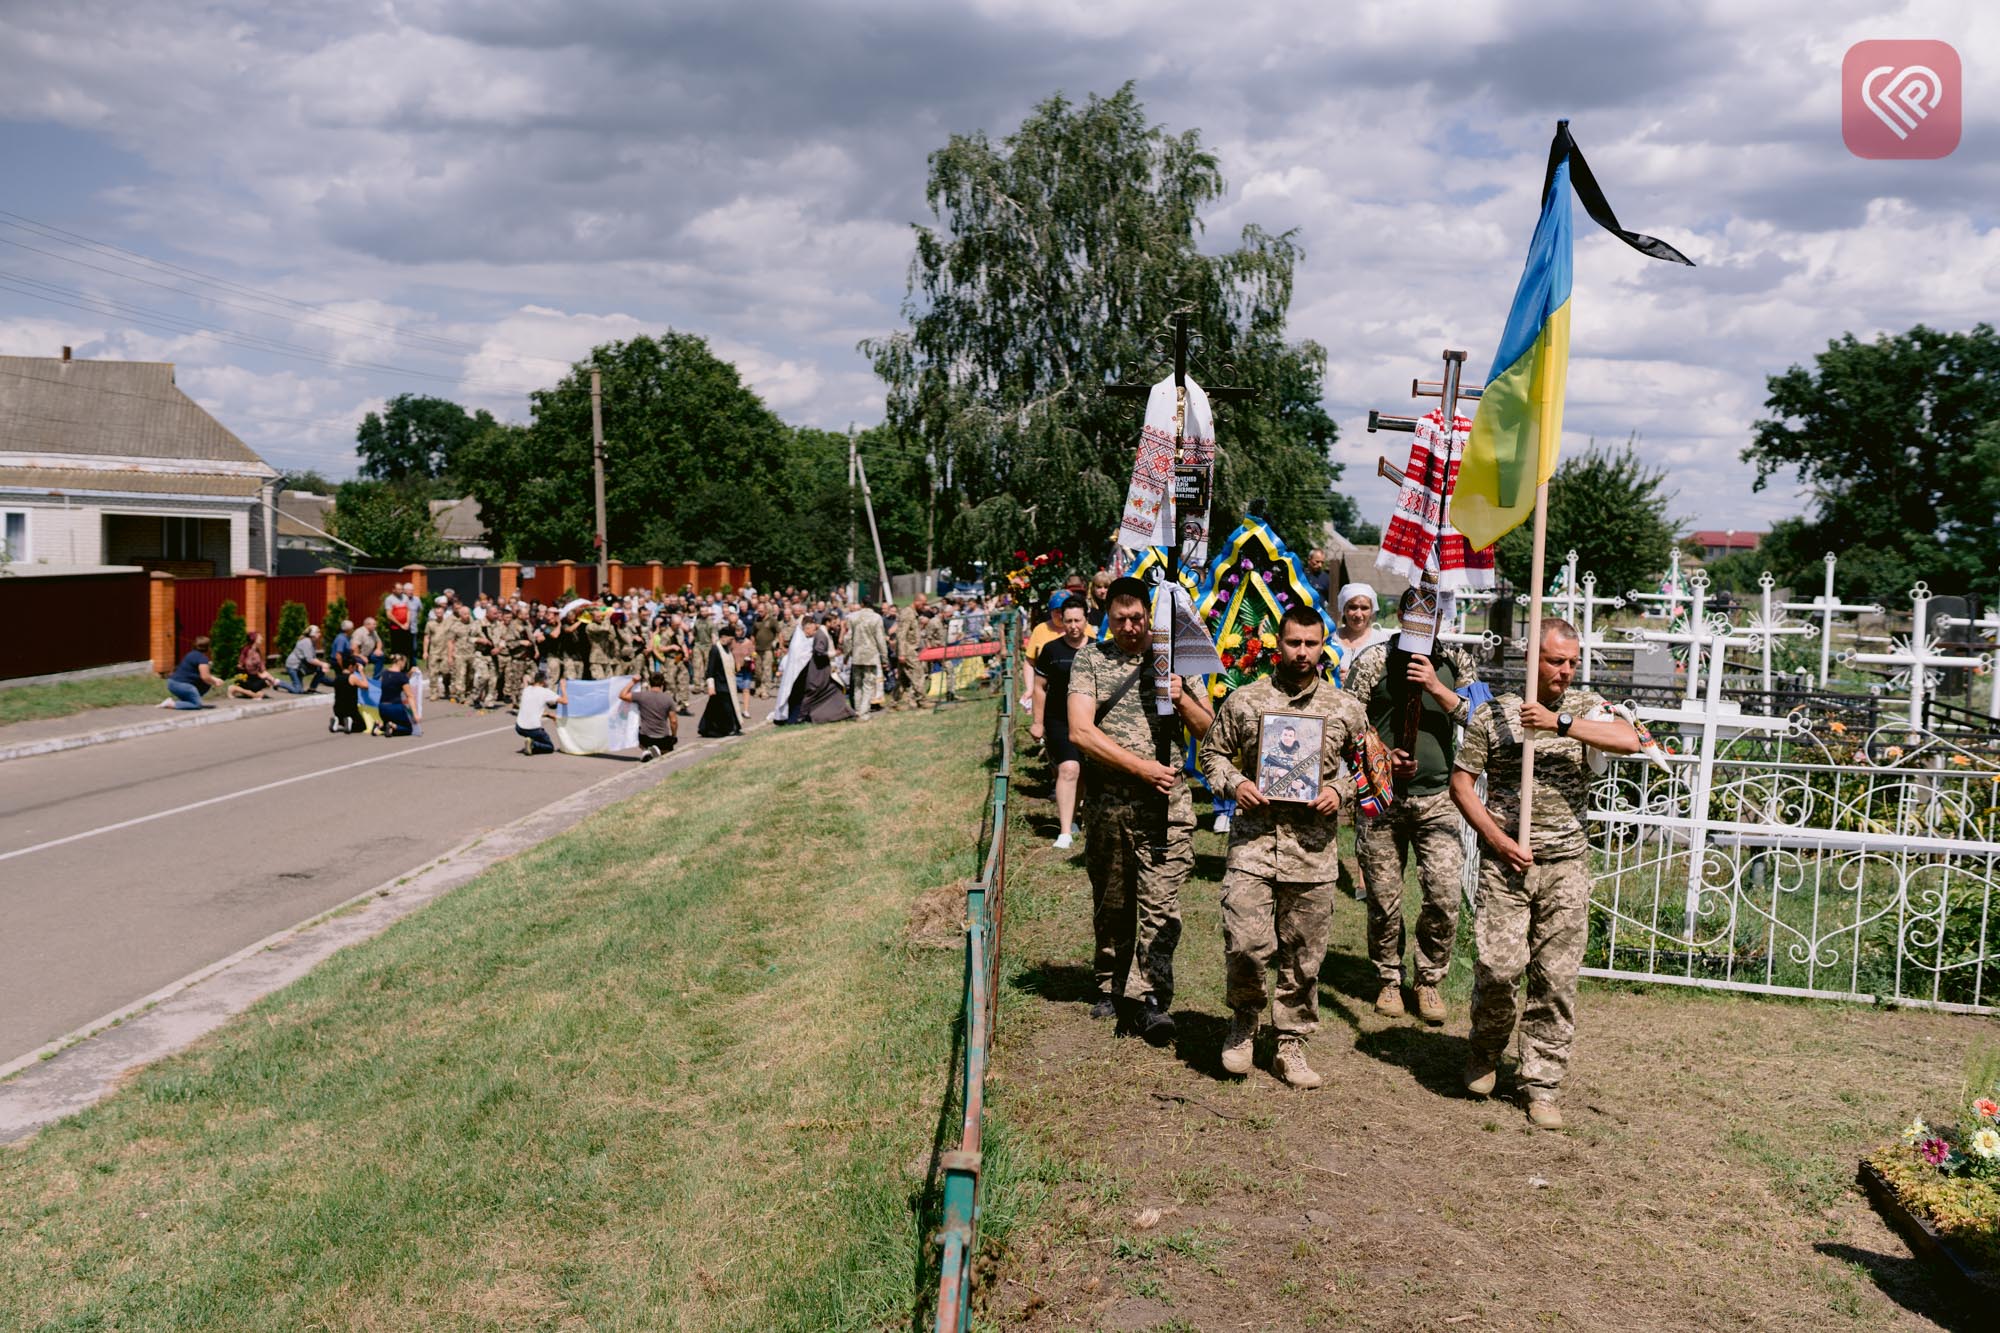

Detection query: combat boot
xmin=1526 ymin=1097 xmax=1564 ymax=1130
xmin=1414 ymin=984 xmax=1447 ymax=1026
xmin=1220 ymin=1007 xmax=1259 ymax=1076
xmin=1134 ymin=998 xmax=1176 ymax=1046
xmin=1464 ymin=1054 xmax=1498 ymax=1097
xmin=1273 ymin=1040 xmax=1322 ymax=1090
xmin=1374 ymin=983 xmax=1406 ymax=1018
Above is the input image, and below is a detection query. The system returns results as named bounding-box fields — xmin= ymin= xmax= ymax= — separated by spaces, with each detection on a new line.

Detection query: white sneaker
xmin=1053 ymin=832 xmax=1073 ymax=850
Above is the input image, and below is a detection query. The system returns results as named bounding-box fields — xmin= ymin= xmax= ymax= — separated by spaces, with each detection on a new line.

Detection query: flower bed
xmin=1859 ymin=1096 xmax=2000 ymax=1294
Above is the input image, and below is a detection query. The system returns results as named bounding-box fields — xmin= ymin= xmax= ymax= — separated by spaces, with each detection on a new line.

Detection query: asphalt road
xmin=0 ymin=699 xmax=701 ymax=1066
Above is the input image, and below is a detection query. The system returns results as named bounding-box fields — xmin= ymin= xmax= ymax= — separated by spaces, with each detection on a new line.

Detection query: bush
xmin=325 ymin=596 xmax=349 ymax=640
xmin=208 ymin=600 xmax=247 ymax=676
xmin=273 ymin=601 xmax=309 ymax=662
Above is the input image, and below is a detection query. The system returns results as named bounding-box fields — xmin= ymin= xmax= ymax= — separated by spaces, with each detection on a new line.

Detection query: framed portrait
xmin=1256 ymin=711 xmax=1323 ymax=803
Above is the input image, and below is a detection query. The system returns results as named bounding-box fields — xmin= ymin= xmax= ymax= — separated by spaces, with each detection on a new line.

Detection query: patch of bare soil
xmin=986 ymin=830 xmax=1988 ymax=1332
xmin=906 ymin=881 xmax=968 ymax=950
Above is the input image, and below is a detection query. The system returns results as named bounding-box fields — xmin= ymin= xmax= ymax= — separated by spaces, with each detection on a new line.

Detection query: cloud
xmin=0 ymin=0 xmax=1989 ymax=545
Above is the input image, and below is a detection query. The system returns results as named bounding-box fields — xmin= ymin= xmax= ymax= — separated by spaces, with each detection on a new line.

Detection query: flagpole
xmin=1516 ymin=480 xmax=1550 ymax=845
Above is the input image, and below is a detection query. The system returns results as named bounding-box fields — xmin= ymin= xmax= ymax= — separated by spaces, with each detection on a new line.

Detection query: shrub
xmin=273 ymin=601 xmax=309 ymax=662
xmin=208 ymin=600 xmax=247 ymax=676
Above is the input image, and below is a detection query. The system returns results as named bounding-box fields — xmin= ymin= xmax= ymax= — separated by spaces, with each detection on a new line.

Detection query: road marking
xmin=0 ymin=725 xmax=516 ymax=864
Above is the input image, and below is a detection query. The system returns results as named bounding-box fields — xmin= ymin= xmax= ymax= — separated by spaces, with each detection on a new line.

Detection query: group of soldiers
xmin=1062 ymin=577 xmax=1639 ymax=1129
xmin=397 ymin=584 xmax=971 ymax=718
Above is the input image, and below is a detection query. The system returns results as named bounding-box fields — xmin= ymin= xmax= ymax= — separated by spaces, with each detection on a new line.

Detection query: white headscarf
xmin=1335 ymin=582 xmax=1376 ymax=614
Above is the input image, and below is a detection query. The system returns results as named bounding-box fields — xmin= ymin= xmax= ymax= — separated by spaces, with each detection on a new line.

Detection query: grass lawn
xmin=1 ymin=700 xmax=1005 ymax=1331
xmin=979 ymin=744 xmax=1994 ymax=1331
xmin=0 ymin=674 xmax=166 ymax=727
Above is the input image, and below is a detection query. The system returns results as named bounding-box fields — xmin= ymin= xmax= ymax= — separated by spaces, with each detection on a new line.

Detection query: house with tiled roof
xmin=0 ymin=351 xmax=278 ymax=575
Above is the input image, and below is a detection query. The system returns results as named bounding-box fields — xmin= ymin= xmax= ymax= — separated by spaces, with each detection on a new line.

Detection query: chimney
xmin=61 ymin=346 xmax=71 ymax=361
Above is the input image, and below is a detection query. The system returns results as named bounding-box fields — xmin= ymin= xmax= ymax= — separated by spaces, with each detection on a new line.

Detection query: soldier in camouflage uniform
xmin=893 ymin=597 xmax=929 ymax=709
xmin=1451 ymin=619 xmax=1637 ymax=1130
xmin=448 ymin=606 xmax=477 ymax=703
xmin=659 ymin=642 xmax=695 ymax=712
xmin=467 ymin=613 xmax=501 ymax=709
xmin=1068 ymin=577 xmax=1214 ymax=1044
xmin=499 ymin=609 xmax=536 ymax=705
xmin=1199 ymin=605 xmax=1371 ymax=1088
xmin=1342 ymin=615 xmax=1481 ymax=1026
xmin=918 ymin=604 xmax=949 ymax=702
xmin=422 ymin=599 xmax=452 ymax=691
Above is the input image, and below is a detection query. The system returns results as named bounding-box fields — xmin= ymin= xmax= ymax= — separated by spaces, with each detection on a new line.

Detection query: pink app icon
xmin=1844 ymin=40 xmax=1961 ymax=159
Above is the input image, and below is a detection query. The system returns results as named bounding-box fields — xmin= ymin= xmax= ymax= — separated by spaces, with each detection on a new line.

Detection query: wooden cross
xmin=1774 ymin=554 xmax=1881 ymax=690
xmin=1842 ymin=582 xmax=1991 ymax=729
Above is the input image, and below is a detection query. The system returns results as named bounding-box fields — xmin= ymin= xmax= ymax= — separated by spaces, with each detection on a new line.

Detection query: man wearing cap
xmin=1068 ymin=576 xmax=1214 ymax=1044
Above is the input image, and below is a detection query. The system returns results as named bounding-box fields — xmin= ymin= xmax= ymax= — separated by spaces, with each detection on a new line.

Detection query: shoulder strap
xmin=1094 ymin=666 xmax=1142 ymax=726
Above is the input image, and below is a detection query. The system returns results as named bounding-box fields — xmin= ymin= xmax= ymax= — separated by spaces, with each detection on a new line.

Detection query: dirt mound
xmin=905 ymin=882 xmax=967 ymax=950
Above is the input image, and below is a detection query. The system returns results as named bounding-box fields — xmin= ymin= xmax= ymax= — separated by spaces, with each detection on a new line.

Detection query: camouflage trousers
xmin=1084 ymin=789 xmax=1193 ymax=1008
xmin=896 ymin=663 xmax=929 ymax=709
xmin=501 ymin=657 xmax=529 ymax=704
xmin=469 ymin=656 xmax=497 ymax=708
xmin=451 ymin=654 xmax=475 ymax=702
xmin=1356 ymin=789 xmax=1466 ymax=988
xmin=851 ymin=663 xmax=882 ymax=710
xmin=1468 ymin=854 xmax=1590 ymax=1098
xmin=1219 ymin=870 xmax=1339 ymax=1040
xmin=754 ymin=648 xmax=777 ymax=695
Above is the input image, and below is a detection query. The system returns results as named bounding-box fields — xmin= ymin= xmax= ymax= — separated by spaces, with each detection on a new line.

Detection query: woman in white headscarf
xmin=1329 ymin=581 xmax=1390 ymax=684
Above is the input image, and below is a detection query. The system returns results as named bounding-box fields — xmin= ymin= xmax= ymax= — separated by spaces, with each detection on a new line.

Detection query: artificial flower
xmin=1951 ymin=754 xmax=1972 ymax=767
xmin=1919 ymin=1136 xmax=1951 ymax=1167
xmin=1828 ymin=720 xmax=1847 ymax=735
xmin=1885 ymin=745 xmax=1904 ymax=760
xmin=1977 ymin=1097 xmax=2000 ymax=1121
xmin=1973 ymin=1127 xmax=2000 ymax=1161
xmin=1901 ymin=1117 xmax=1930 ymax=1144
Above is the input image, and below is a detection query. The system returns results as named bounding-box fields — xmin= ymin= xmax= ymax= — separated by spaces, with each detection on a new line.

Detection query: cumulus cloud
xmin=0 ymin=0 xmax=1990 ymax=541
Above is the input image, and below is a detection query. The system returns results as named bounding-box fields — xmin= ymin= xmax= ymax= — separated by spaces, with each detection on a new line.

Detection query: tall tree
xmin=457 ymin=331 xmax=845 ymax=587
xmin=356 ymin=394 xmax=493 ymax=483
xmin=328 ymin=480 xmax=451 ymax=566
xmin=1493 ymin=438 xmax=1676 ymax=598
xmin=1745 ymin=323 xmax=2000 ymax=606
xmin=862 ymin=84 xmax=1350 ymax=577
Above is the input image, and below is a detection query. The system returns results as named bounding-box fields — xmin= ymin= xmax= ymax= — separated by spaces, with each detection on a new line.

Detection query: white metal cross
xmin=1775 ymin=554 xmax=1881 ymax=690
xmin=1624 ymin=546 xmax=1688 ymax=621
xmin=1734 ymin=571 xmax=1818 ymax=694
xmin=1938 ymin=606 xmax=2000 ymax=719
xmin=1841 ymin=583 xmax=1991 ymax=728
xmin=1514 ymin=551 xmax=1629 ymax=684
xmin=1626 ymin=568 xmax=1735 ymax=702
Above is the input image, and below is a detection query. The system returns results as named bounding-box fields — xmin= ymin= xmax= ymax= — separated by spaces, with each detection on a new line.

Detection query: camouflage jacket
xmin=1341 ymin=640 xmax=1477 ymax=799
xmin=1199 ymin=673 xmax=1370 ymax=881
xmin=1454 ymin=687 xmax=1606 ymax=861
xmin=1068 ymin=638 xmax=1193 ymax=825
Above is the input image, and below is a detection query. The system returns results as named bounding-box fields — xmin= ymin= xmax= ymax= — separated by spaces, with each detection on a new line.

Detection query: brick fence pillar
xmin=318 ymin=566 xmax=346 ymax=613
xmin=557 ymin=558 xmax=578 ymax=597
xmin=401 ymin=563 xmax=429 ymax=599
xmin=149 ymin=572 xmax=176 ymax=674
xmin=607 ymin=559 xmax=626 ymax=596
xmin=681 ymin=561 xmax=699 ymax=594
xmin=646 ymin=559 xmax=665 ymax=593
xmin=239 ymin=570 xmax=268 ymax=643
xmin=716 ymin=561 xmax=732 ymax=593
xmin=499 ymin=562 xmax=520 ymax=601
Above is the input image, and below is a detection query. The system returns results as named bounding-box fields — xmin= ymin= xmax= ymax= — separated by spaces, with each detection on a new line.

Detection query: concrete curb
xmin=0 ymin=660 xmax=155 ymax=691
xmin=0 ymin=719 xmax=760 ymax=1144
xmin=0 ymin=693 xmax=333 ymax=763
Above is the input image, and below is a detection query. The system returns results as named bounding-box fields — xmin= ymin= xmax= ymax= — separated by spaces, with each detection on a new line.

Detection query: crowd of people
xmin=160 ymin=579 xmax=1021 ymax=756
xmin=1049 ymin=574 xmax=1642 ymax=1131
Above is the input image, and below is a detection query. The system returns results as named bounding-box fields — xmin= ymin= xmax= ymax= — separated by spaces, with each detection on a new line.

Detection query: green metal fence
xmin=932 ymin=610 xmax=1017 ymax=1332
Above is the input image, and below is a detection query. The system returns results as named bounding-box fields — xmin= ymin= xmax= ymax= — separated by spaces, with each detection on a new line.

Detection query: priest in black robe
xmin=784 ymin=616 xmax=856 ymax=724
xmin=698 ymin=625 xmax=745 ymax=737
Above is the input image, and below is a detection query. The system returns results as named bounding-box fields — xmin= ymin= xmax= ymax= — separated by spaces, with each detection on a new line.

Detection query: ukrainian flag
xmin=1453 ymin=123 xmax=1692 ymax=551
xmin=1453 ymin=158 xmax=1573 ymax=551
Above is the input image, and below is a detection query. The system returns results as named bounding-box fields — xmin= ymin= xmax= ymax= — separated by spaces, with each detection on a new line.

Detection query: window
xmin=1 ymin=510 xmax=26 ymax=563
xmin=163 ymin=515 xmax=201 ymax=560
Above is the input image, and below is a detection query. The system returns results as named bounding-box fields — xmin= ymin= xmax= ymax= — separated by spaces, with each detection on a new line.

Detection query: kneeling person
xmin=1199 ymin=605 xmax=1371 ymax=1089
xmin=1450 ymin=618 xmax=1638 ymax=1129
xmin=621 ymin=672 xmax=679 ymax=760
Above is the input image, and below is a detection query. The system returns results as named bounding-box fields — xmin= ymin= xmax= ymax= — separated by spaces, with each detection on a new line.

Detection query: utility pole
xmin=847 ymin=425 xmax=859 ymax=603
xmin=855 ymin=449 xmax=893 ymax=604
xmin=590 ymin=367 xmax=608 ymax=592
xmin=924 ymin=448 xmax=936 ymax=599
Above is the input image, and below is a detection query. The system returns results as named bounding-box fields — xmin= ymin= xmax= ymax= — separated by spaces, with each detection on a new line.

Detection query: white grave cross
xmin=1776 ymin=554 xmax=1880 ymax=690
xmin=1841 ymin=583 xmax=1990 ymax=728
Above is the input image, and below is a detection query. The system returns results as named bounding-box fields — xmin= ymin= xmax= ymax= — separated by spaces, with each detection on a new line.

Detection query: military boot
xmin=1464 ymin=1053 xmax=1498 ymax=1097
xmin=1414 ymin=984 xmax=1447 ymax=1026
xmin=1220 ymin=1007 xmax=1259 ymax=1076
xmin=1526 ymin=1097 xmax=1564 ymax=1130
xmin=1273 ymin=1040 xmax=1322 ymax=1090
xmin=1374 ymin=983 xmax=1406 ymax=1018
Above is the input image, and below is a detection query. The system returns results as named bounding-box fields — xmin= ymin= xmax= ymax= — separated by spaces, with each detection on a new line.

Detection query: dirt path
xmin=985 ymin=789 xmax=1987 ymax=1332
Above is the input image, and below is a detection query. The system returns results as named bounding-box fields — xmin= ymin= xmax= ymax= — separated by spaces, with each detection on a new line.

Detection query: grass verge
xmin=1 ymin=701 xmax=1001 ymax=1331
xmin=0 ymin=674 xmax=165 ymax=727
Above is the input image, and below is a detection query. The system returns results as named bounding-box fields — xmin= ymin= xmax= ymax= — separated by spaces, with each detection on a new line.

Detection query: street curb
xmin=0 ymin=718 xmax=762 ymax=1143
xmin=0 ymin=693 xmax=333 ymax=763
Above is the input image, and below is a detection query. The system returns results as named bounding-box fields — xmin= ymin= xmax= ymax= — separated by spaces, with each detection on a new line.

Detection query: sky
xmin=0 ymin=0 xmax=1992 ymax=538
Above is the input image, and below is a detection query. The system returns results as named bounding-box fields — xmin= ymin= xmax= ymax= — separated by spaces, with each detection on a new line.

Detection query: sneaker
xmin=1414 ymin=985 xmax=1447 ymax=1026
xmin=1220 ymin=1007 xmax=1259 ymax=1076
xmin=1135 ymin=999 xmax=1176 ymax=1046
xmin=1273 ymin=1042 xmax=1323 ymax=1090
xmin=1464 ymin=1055 xmax=1498 ymax=1098
xmin=1526 ymin=1098 xmax=1564 ymax=1131
xmin=1374 ymin=983 xmax=1406 ymax=1018
xmin=1088 ymin=994 xmax=1117 ymax=1020
xmin=640 ymin=745 xmax=658 ymax=763
xmin=1213 ymin=812 xmax=1231 ymax=834
xmin=1053 ymin=832 xmax=1073 ymax=851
